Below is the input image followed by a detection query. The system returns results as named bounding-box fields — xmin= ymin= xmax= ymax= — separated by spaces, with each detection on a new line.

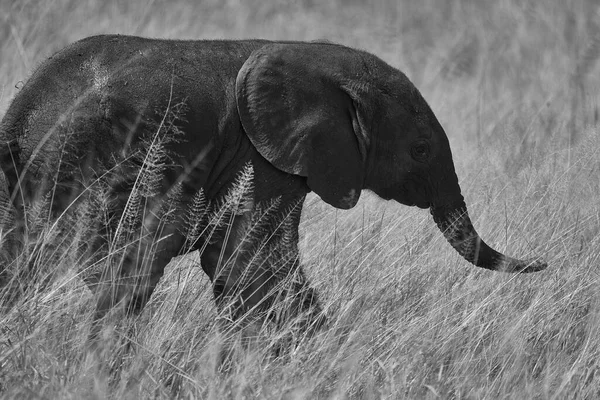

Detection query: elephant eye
xmin=411 ymin=141 xmax=430 ymax=161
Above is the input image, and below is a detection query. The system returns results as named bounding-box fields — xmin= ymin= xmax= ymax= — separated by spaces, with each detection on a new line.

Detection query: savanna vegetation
xmin=0 ymin=0 xmax=599 ymax=398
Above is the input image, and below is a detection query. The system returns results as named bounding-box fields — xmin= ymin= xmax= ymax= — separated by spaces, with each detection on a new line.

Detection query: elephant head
xmin=236 ymin=42 xmax=546 ymax=273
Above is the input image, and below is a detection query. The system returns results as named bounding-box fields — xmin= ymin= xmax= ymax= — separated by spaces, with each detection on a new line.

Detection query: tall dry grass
xmin=0 ymin=0 xmax=599 ymax=398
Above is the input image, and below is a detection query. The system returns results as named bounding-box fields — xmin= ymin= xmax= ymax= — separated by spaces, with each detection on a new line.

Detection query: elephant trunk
xmin=430 ymin=201 xmax=546 ymax=273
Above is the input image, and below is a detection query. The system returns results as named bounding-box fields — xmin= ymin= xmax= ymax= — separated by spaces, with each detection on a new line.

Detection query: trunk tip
xmin=509 ymin=257 xmax=547 ymax=273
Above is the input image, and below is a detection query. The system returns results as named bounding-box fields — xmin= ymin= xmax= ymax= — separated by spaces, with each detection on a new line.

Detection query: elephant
xmin=0 ymin=35 xmax=546 ymax=341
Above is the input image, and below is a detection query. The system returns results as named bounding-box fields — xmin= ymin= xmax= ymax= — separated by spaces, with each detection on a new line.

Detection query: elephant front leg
xmin=199 ymin=219 xmax=266 ymax=372
xmin=271 ymin=262 xmax=326 ymax=336
xmin=199 ymin=210 xmax=263 ymax=322
xmin=199 ymin=204 xmax=326 ymax=363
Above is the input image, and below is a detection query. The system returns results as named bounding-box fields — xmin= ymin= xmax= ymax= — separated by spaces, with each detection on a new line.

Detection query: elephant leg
xmin=85 ymin=219 xmax=186 ymax=344
xmin=264 ymin=262 xmax=325 ymax=359
xmin=199 ymin=210 xmax=260 ymax=320
xmin=273 ymin=262 xmax=325 ymax=333
xmin=268 ymin=200 xmax=325 ymax=334
xmin=199 ymin=199 xmax=325 ymax=353
xmin=196 ymin=208 xmax=277 ymax=373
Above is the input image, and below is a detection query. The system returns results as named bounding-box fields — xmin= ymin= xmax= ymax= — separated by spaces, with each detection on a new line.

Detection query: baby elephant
xmin=0 ymin=35 xmax=546 ymax=340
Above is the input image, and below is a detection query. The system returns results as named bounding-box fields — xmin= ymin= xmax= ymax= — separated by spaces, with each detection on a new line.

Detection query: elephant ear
xmin=235 ymin=43 xmax=366 ymax=209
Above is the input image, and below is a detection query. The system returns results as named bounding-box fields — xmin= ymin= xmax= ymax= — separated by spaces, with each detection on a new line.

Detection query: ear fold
xmin=235 ymin=43 xmax=366 ymax=209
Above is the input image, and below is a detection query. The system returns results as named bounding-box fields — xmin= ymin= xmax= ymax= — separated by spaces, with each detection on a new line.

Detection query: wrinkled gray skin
xmin=0 ymin=35 xmax=546 ymax=337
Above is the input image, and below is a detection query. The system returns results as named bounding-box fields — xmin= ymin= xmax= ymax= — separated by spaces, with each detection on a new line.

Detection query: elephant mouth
xmin=415 ymin=201 xmax=430 ymax=209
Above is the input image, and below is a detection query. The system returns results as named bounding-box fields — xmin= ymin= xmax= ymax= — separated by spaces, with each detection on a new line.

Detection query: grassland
xmin=1 ymin=0 xmax=599 ymax=398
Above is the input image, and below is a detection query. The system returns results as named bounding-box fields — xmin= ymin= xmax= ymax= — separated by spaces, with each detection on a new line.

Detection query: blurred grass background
xmin=1 ymin=0 xmax=600 ymax=398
